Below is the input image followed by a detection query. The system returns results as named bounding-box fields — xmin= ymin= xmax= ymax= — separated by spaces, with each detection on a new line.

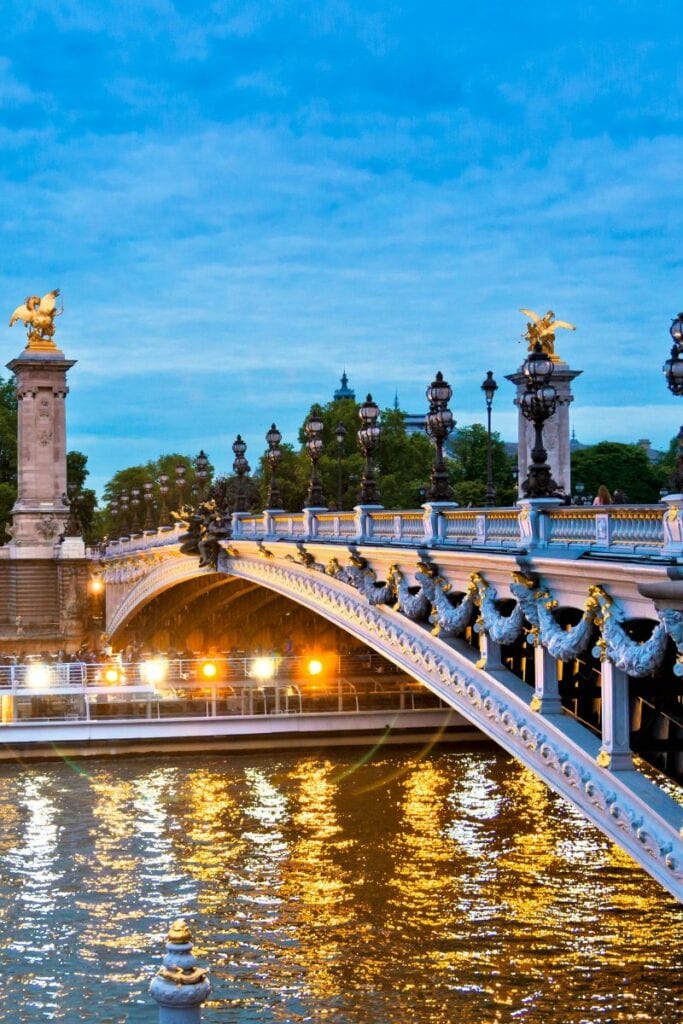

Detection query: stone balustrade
xmin=102 ymin=498 xmax=683 ymax=561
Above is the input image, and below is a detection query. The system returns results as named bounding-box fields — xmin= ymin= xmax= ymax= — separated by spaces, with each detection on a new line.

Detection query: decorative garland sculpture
xmin=217 ymin=543 xmax=683 ymax=678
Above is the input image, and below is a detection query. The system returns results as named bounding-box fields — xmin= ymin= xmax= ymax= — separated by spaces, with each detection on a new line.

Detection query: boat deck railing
xmin=0 ymin=658 xmax=447 ymax=725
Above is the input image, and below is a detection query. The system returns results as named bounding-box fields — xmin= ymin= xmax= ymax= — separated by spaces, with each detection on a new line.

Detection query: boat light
xmin=252 ymin=656 xmax=275 ymax=681
xmin=26 ymin=663 xmax=52 ymax=688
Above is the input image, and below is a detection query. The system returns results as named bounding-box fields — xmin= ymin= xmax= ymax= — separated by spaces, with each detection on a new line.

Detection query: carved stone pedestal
xmin=506 ymin=358 xmax=582 ymax=498
xmin=6 ymin=346 xmax=76 ymax=555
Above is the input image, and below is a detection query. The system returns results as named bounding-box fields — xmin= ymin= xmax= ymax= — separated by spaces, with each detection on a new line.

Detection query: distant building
xmin=333 ymin=371 xmax=355 ymax=402
xmin=404 ymin=413 xmax=425 ymax=435
xmin=393 ymin=391 xmax=425 ymax=435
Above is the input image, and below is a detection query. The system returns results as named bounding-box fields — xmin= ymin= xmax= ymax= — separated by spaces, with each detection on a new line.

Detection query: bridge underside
xmin=110 ymin=571 xmax=389 ymax=665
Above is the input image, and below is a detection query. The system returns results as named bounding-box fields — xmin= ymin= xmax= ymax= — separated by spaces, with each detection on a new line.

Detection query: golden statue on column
xmin=9 ymin=289 xmax=63 ymax=350
xmin=519 ymin=308 xmax=576 ymax=362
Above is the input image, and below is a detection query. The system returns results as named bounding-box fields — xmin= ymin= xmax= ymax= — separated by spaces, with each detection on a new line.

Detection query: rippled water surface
xmin=0 ymin=748 xmax=680 ymax=1023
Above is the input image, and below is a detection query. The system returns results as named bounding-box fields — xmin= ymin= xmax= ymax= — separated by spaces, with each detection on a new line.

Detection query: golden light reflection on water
xmin=0 ymin=750 xmax=680 ymax=1024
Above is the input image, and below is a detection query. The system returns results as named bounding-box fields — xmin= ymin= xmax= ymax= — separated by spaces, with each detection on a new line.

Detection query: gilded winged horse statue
xmin=9 ymin=289 xmax=63 ymax=348
xmin=519 ymin=308 xmax=576 ymax=359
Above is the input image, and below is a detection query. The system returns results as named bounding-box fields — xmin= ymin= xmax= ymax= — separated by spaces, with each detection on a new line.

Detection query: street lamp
xmin=130 ymin=488 xmax=141 ymax=533
xmin=304 ymin=405 xmax=325 ymax=508
xmin=357 ymin=394 xmax=381 ymax=505
xmin=195 ymin=450 xmax=210 ymax=503
xmin=175 ymin=464 xmax=187 ymax=510
xmin=158 ymin=474 xmax=170 ymax=527
xmin=664 ymin=313 xmax=683 ymax=492
xmin=519 ymin=341 xmax=558 ymax=498
xmin=119 ymin=492 xmax=130 ymax=537
xmin=143 ymin=481 xmax=155 ymax=530
xmin=232 ymin=434 xmax=250 ymax=513
xmin=335 ymin=420 xmax=347 ymax=510
xmin=480 ymin=370 xmax=498 ymax=506
xmin=265 ymin=423 xmax=283 ymax=509
xmin=425 ymin=371 xmax=455 ymax=501
xmin=109 ymin=498 xmax=119 ymax=541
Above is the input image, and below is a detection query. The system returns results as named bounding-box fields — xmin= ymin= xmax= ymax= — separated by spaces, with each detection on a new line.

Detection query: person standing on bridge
xmin=593 ymin=485 xmax=612 ymax=505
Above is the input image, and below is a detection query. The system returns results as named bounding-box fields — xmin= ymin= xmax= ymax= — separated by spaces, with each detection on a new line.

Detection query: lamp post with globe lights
xmin=195 ymin=450 xmax=210 ymax=503
xmin=265 ymin=423 xmax=283 ymax=509
xmin=232 ymin=434 xmax=250 ymax=513
xmin=130 ymin=488 xmax=142 ymax=533
xmin=357 ymin=395 xmax=381 ymax=505
xmin=519 ymin=342 xmax=558 ymax=498
xmin=335 ymin=420 xmax=347 ymax=510
xmin=158 ymin=474 xmax=170 ymax=527
xmin=143 ymin=481 xmax=155 ymax=530
xmin=425 ymin=371 xmax=455 ymax=502
xmin=119 ymin=492 xmax=130 ymax=537
xmin=481 ymin=370 xmax=498 ymax=507
xmin=304 ymin=405 xmax=326 ymax=508
xmin=175 ymin=464 xmax=187 ymax=511
xmin=664 ymin=313 xmax=683 ymax=492
xmin=108 ymin=498 xmax=119 ymax=541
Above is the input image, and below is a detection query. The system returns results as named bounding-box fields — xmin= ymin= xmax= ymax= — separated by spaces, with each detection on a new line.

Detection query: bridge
xmin=101 ymin=498 xmax=683 ymax=902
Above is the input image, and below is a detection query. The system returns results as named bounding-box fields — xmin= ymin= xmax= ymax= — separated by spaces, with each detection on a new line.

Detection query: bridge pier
xmin=598 ymin=660 xmax=634 ymax=771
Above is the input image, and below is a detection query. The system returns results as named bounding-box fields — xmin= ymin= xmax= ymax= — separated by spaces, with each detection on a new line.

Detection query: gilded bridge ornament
xmin=9 ymin=289 xmax=63 ymax=349
xmin=519 ymin=307 xmax=576 ymax=361
xmin=167 ymin=919 xmax=193 ymax=944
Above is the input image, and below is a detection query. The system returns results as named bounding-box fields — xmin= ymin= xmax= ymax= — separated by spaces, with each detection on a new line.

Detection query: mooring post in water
xmin=149 ymin=918 xmax=212 ymax=1023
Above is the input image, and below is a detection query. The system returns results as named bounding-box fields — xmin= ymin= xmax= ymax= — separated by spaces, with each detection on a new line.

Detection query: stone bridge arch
xmin=103 ymin=545 xmax=683 ymax=901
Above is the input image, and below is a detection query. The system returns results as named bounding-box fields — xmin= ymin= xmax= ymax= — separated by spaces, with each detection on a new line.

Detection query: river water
xmin=0 ymin=747 xmax=680 ymax=1024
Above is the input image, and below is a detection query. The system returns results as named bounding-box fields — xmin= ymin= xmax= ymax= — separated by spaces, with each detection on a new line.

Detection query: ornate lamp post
xmin=158 ymin=474 xmax=170 ymax=527
xmin=130 ymin=488 xmax=142 ymax=533
xmin=143 ymin=481 xmax=155 ymax=530
xmin=425 ymin=371 xmax=455 ymax=501
xmin=304 ymin=405 xmax=325 ymax=508
xmin=119 ymin=491 xmax=130 ymax=537
xmin=481 ymin=370 xmax=498 ymax=507
xmin=109 ymin=498 xmax=119 ymax=541
xmin=357 ymin=394 xmax=381 ymax=505
xmin=335 ymin=420 xmax=347 ymax=510
xmin=664 ymin=313 xmax=683 ymax=491
xmin=175 ymin=464 xmax=187 ymax=510
xmin=265 ymin=423 xmax=283 ymax=509
xmin=519 ymin=341 xmax=558 ymax=498
xmin=232 ymin=434 xmax=250 ymax=513
xmin=195 ymin=450 xmax=210 ymax=503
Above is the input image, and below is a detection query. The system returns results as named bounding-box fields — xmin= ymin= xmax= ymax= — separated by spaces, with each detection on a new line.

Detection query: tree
xmin=571 ymin=442 xmax=664 ymax=503
xmin=448 ymin=424 xmax=516 ymax=506
xmin=101 ymin=453 xmax=200 ymax=536
xmin=375 ymin=407 xmax=434 ymax=508
xmin=66 ymin=450 xmax=98 ymax=543
xmin=0 ymin=376 xmax=17 ymax=539
xmin=655 ymin=434 xmax=683 ymax=492
xmin=255 ymin=443 xmax=309 ymax=512
xmin=295 ymin=399 xmax=435 ymax=510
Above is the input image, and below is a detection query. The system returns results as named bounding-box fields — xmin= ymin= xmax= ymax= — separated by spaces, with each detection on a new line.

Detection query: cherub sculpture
xmin=9 ymin=289 xmax=63 ymax=348
xmin=519 ymin=308 xmax=576 ymax=358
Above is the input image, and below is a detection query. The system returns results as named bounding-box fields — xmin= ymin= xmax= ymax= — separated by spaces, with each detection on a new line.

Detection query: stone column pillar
xmin=598 ymin=660 xmax=634 ymax=771
xmin=505 ymin=358 xmax=582 ymax=498
xmin=6 ymin=345 xmax=76 ymax=554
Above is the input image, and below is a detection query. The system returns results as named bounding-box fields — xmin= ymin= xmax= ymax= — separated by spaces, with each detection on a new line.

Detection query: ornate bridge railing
xmin=104 ymin=497 xmax=683 ymax=561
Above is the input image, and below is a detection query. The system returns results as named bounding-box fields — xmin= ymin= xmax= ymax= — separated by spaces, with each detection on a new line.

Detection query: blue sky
xmin=1 ymin=0 xmax=682 ymax=494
